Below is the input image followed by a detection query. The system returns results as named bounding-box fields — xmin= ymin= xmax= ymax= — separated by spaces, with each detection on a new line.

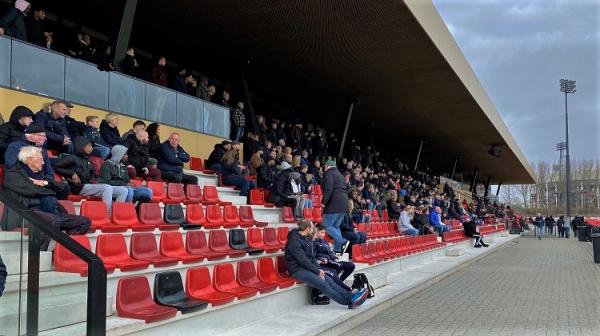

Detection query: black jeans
xmin=162 ymin=171 xmax=199 ymax=185
xmin=32 ymin=210 xmax=91 ymax=250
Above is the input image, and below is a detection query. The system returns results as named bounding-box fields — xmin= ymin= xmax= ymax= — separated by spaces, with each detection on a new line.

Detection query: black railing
xmin=0 ymin=191 xmax=106 ymax=336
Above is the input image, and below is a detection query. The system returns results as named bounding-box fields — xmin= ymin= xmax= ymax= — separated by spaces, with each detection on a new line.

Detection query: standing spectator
xmin=284 ymin=220 xmax=368 ymax=309
xmin=172 ymin=68 xmax=196 ymax=94
xmin=0 ymin=0 xmax=30 ymax=41
xmin=98 ymin=145 xmax=152 ymax=203
xmin=267 ymin=120 xmax=278 ymax=144
xmin=146 ymin=122 xmax=161 ymax=159
xmin=220 ymin=90 xmax=231 ymax=108
xmin=0 ymin=105 xmax=34 ymax=163
xmin=119 ymin=47 xmax=141 ymax=78
xmin=534 ymin=213 xmax=544 ymax=240
xmin=94 ymin=44 xmax=116 ymax=71
xmin=231 ymin=102 xmax=246 ymax=141
xmin=256 ymin=115 xmax=268 ymax=142
xmin=3 ymin=146 xmax=90 ymax=249
xmin=68 ymin=33 xmax=93 ymax=62
xmin=207 ymin=85 xmax=217 ymax=103
xmin=99 ymin=112 xmax=122 ymax=147
xmin=53 ymin=137 xmax=128 ymax=211
xmin=26 ymin=6 xmax=51 ymax=48
xmin=83 ymin=116 xmax=110 ymax=159
xmin=195 ymin=76 xmax=210 ymax=100
xmin=123 ymin=130 xmax=161 ymax=181
xmin=399 ymin=205 xmax=419 ymax=236
xmin=220 ymin=149 xmax=255 ymax=196
xmin=121 ymin=120 xmax=146 ymax=142
xmin=157 ymin=132 xmax=198 ymax=185
xmin=321 ymin=160 xmax=350 ymax=254
xmin=151 ymin=56 xmax=168 ymax=87
xmin=33 ymin=100 xmax=73 ymax=154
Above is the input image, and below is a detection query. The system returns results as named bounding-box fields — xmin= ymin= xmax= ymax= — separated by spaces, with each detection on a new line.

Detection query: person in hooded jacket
xmin=0 ymin=106 xmax=34 ymax=163
xmin=98 ymin=145 xmax=152 ymax=203
xmin=0 ymin=0 xmax=30 ymax=41
xmin=53 ymin=136 xmax=128 ymax=211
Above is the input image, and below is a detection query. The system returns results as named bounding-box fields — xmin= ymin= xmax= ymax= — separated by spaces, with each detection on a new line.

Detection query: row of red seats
xmin=147 ymin=182 xmax=231 ymax=205
xmin=368 ymin=210 xmax=394 ymax=224
xmin=116 ymin=256 xmax=295 ymax=323
xmin=352 ymin=235 xmax=444 ymax=264
xmin=442 ymin=230 xmax=470 ymax=243
xmin=478 ymin=225 xmax=503 ymax=235
xmin=357 ymin=222 xmax=401 ymax=239
xmin=55 ymin=227 xmax=290 ymax=275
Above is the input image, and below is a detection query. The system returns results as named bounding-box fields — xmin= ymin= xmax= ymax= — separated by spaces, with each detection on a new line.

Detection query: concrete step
xmin=2 ymin=251 xmax=53 ymax=275
xmin=183 ymin=170 xmax=218 ymax=186
xmin=0 ymin=231 xmax=27 ymax=254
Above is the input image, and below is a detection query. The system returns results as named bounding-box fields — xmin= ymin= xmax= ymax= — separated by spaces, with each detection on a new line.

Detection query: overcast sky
xmin=433 ymin=0 xmax=599 ymax=164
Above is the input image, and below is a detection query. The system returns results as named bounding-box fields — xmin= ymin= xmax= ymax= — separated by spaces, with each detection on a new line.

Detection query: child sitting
xmin=83 ymin=115 xmax=111 ymax=159
xmin=312 ymin=224 xmax=356 ymax=291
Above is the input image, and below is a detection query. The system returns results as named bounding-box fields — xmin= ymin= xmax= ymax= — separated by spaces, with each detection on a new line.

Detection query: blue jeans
xmin=536 ymin=225 xmax=543 ymax=239
xmin=92 ymin=145 xmax=110 ymax=160
xmin=223 ymin=175 xmax=255 ymax=196
xmin=432 ymin=224 xmax=450 ymax=237
xmin=233 ymin=126 xmax=244 ymax=141
xmin=323 ymin=213 xmax=347 ymax=252
xmin=291 ymin=269 xmax=352 ymax=306
xmin=126 ymin=187 xmax=153 ymax=202
xmin=403 ymin=227 xmax=419 ymax=236
xmin=303 ymin=199 xmax=313 ymax=208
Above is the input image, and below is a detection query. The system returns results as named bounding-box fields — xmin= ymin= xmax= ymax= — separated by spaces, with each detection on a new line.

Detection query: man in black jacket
xmin=123 ymin=131 xmax=161 ymax=181
xmin=3 ymin=146 xmax=90 ymax=248
xmin=32 ymin=100 xmax=73 ymax=153
xmin=0 ymin=105 xmax=34 ymax=163
xmin=257 ymin=157 xmax=276 ymax=190
xmin=284 ymin=220 xmax=368 ymax=309
xmin=206 ymin=140 xmax=231 ymax=172
xmin=321 ymin=160 xmax=350 ymax=254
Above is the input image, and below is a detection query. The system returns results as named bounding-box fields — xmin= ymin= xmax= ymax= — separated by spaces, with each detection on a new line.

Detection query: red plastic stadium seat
xmin=185 ymin=231 xmax=228 ymax=260
xmin=165 ymin=183 xmax=187 ymax=204
xmin=257 ymin=257 xmax=295 ymax=288
xmin=58 ymin=200 xmax=76 ymax=215
xmin=261 ymin=190 xmax=275 ymax=207
xmin=139 ymin=203 xmax=179 ymax=231
xmin=67 ymin=194 xmax=83 ymax=202
xmin=129 ymin=179 xmax=143 ymax=187
xmin=159 ymin=231 xmax=204 ymax=263
xmin=247 ymin=228 xmax=278 ymax=253
xmin=312 ymin=207 xmax=323 ymax=223
xmin=312 ymin=184 xmax=322 ymax=195
xmin=351 ymin=244 xmax=375 ymax=265
xmin=302 ymin=207 xmax=313 ymax=221
xmin=96 ymin=234 xmax=150 ymax=271
xmin=277 ymin=226 xmax=289 ymax=245
xmin=147 ymin=181 xmax=166 ymax=203
xmin=130 ymin=233 xmax=179 ymax=267
xmin=249 ymin=189 xmax=264 ymax=206
xmin=116 ymin=276 xmax=178 ymax=322
xmin=222 ymin=205 xmax=242 ymax=228
xmin=185 ymin=184 xmax=203 ymax=203
xmin=275 ymin=255 xmax=293 ymax=279
xmin=185 ymin=267 xmax=235 ymax=306
xmin=263 ymin=227 xmax=284 ymax=250
xmin=112 ymin=202 xmax=153 ymax=232
xmin=205 ymin=205 xmax=225 ymax=229
xmin=185 ymin=203 xmax=208 ymax=227
xmin=282 ymin=207 xmax=297 ymax=223
xmin=208 ymin=230 xmax=246 ymax=258
xmin=54 ymin=235 xmax=115 ymax=276
xmin=310 ymin=194 xmax=322 ymax=208
xmin=237 ymin=260 xmax=277 ymax=293
xmin=88 ymin=156 xmax=104 ymax=176
xmin=239 ymin=206 xmax=267 ymax=227
xmin=213 ymin=263 xmax=258 ymax=299
xmin=80 ymin=201 xmax=127 ymax=233
xmin=202 ymin=186 xmax=232 ymax=206
xmin=190 ymin=156 xmax=215 ymax=174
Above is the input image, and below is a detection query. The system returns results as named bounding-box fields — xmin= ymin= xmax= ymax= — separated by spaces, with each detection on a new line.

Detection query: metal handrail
xmin=0 ymin=191 xmax=106 ymax=336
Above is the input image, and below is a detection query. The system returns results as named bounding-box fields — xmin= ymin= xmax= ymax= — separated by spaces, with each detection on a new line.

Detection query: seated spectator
xmin=33 ymin=100 xmax=73 ymax=154
xmin=463 ymin=219 xmax=489 ymax=248
xmin=257 ymin=157 xmax=276 ymax=190
xmin=0 ymin=106 xmax=34 ymax=163
xmin=386 ymin=190 xmax=402 ymax=221
xmin=220 ymin=149 xmax=255 ymax=197
xmin=146 ymin=122 xmax=161 ymax=159
xmin=195 ymin=76 xmax=210 ymax=100
xmin=246 ymin=132 xmax=263 ymax=159
xmin=98 ymin=145 xmax=152 ymax=204
xmin=172 ymin=68 xmax=196 ymax=95
xmin=0 ymin=0 xmax=30 ymax=40
xmin=3 ymin=146 xmax=90 ymax=249
xmin=268 ymin=162 xmax=297 ymax=211
xmin=429 ymin=206 xmax=450 ymax=236
xmin=157 ymin=132 xmax=197 ymax=185
xmin=119 ymin=47 xmax=141 ymax=78
xmin=231 ymin=102 xmax=245 ymax=141
xmin=248 ymin=151 xmax=263 ymax=176
xmin=94 ymin=44 xmax=116 ymax=71
xmin=5 ymin=125 xmax=69 ymax=199
xmin=313 ymin=224 xmax=355 ymax=291
xmin=53 ymin=136 xmax=128 ymax=211
xmin=100 ymin=112 xmax=122 ymax=147
xmin=151 ymin=56 xmax=168 ymax=87
xmin=64 ymin=106 xmax=86 ymax=140
xmin=83 ymin=116 xmax=110 ymax=159
xmin=284 ymin=220 xmax=368 ymax=309
xmin=123 ymin=130 xmax=161 ymax=181
xmin=349 ymin=189 xmax=369 ymax=224
xmin=68 ymin=33 xmax=93 ymax=62
xmin=398 ymin=205 xmax=418 ymax=236
xmin=206 ymin=140 xmax=231 ymax=173
xmin=340 ymin=210 xmax=367 ymax=259
xmin=289 ymin=172 xmax=310 ymax=218
xmin=413 ymin=206 xmax=434 ymax=235
xmin=121 ymin=120 xmax=146 ymax=142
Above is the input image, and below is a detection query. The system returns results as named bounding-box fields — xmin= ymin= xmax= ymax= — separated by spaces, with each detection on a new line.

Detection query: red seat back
xmin=54 ymin=235 xmax=91 ymax=274
xmin=112 ymin=202 xmax=139 ymax=226
xmin=263 ymin=227 xmax=279 ymax=246
xmin=276 ymin=255 xmax=290 ymax=277
xmin=186 ymin=204 xmax=206 ymax=225
xmin=96 ymin=234 xmax=129 ymax=260
xmin=190 ymin=157 xmax=204 ymax=171
xmin=147 ymin=181 xmax=166 ymax=201
xmin=88 ymin=156 xmax=104 ymax=175
xmin=186 ymin=230 xmax=208 ymax=253
xmin=116 ymin=276 xmax=177 ymax=322
xmin=206 ymin=205 xmax=224 ymax=223
xmin=223 ymin=205 xmax=241 ymax=223
xmin=277 ymin=226 xmax=289 ymax=244
xmin=249 ymin=189 xmax=264 ymax=205
xmin=312 ymin=207 xmax=322 ymax=222
xmin=130 ymin=233 xmax=160 ymax=259
xmin=208 ymin=230 xmax=229 ymax=252
xmin=312 ymin=184 xmax=322 ymax=195
xmin=159 ymin=231 xmax=186 ymax=255
xmin=58 ymin=200 xmax=76 ymax=215
xmin=139 ymin=203 xmax=166 ymax=226
xmin=185 ymin=184 xmax=203 ymax=203
xmin=203 ymin=186 xmax=220 ymax=202
xmin=282 ymin=207 xmax=296 ymax=223
xmin=166 ymin=183 xmax=186 ymax=202
xmin=302 ymin=208 xmax=313 ymax=220
xmin=239 ymin=206 xmax=256 ymax=223
xmin=246 ymin=228 xmax=264 ymax=246
xmin=213 ymin=263 xmax=238 ymax=290
xmin=80 ymin=201 xmax=112 ymax=226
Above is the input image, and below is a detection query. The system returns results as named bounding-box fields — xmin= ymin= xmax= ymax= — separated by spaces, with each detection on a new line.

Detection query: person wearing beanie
xmin=98 ymin=145 xmax=152 ymax=203
xmin=321 ymin=159 xmax=350 ymax=254
xmin=53 ymin=136 xmax=128 ymax=211
xmin=0 ymin=106 xmax=34 ymax=163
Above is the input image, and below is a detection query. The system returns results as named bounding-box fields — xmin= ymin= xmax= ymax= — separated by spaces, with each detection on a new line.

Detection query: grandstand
xmin=0 ymin=1 xmax=533 ymax=335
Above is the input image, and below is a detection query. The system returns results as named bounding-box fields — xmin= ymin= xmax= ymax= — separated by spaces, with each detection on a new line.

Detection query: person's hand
xmin=29 ymin=178 xmax=47 ymax=187
xmin=71 ymin=173 xmax=81 ymax=185
xmin=238 ymin=164 xmax=245 ymax=170
xmin=318 ymin=270 xmax=325 ymax=279
xmin=0 ymin=28 xmax=4 ymax=36
xmin=142 ymin=167 xmax=149 ymax=174
xmin=63 ymin=136 xmax=72 ymax=145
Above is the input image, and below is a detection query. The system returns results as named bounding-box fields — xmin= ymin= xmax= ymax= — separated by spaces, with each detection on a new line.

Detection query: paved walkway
xmin=348 ymin=235 xmax=600 ymax=336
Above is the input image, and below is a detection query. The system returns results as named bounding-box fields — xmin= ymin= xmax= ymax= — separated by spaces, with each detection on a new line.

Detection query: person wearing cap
xmin=206 ymin=140 xmax=231 ymax=173
xmin=220 ymin=149 xmax=256 ymax=197
xmin=157 ymin=132 xmax=198 ymax=185
xmin=0 ymin=105 xmax=35 ymax=163
xmin=32 ymin=100 xmax=73 ymax=154
xmin=267 ymin=161 xmax=298 ymax=212
xmin=321 ymin=160 xmax=350 ymax=254
xmin=4 ymin=124 xmax=70 ymax=200
xmin=53 ymin=136 xmax=129 ymax=211
xmin=98 ymin=145 xmax=152 ymax=204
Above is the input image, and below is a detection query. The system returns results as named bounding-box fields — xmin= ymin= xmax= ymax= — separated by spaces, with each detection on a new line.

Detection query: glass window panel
xmin=204 ymin=101 xmax=230 ymax=138
xmin=65 ymin=58 xmax=109 ymax=109
xmin=10 ymin=40 xmax=64 ymax=98
xmin=176 ymin=93 xmax=204 ymax=132
xmin=108 ymin=72 xmax=145 ymax=118
xmin=145 ymin=84 xmax=177 ymax=126
xmin=0 ymin=37 xmax=10 ymax=87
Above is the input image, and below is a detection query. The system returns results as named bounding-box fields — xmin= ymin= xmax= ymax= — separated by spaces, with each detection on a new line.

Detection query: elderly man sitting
xmin=157 ymin=132 xmax=198 ymax=185
xmin=428 ymin=206 xmax=450 ymax=237
xmin=3 ymin=146 xmax=90 ymax=249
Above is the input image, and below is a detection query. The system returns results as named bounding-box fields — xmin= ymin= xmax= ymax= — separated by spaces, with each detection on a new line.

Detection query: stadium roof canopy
xmin=48 ymin=0 xmax=535 ymax=184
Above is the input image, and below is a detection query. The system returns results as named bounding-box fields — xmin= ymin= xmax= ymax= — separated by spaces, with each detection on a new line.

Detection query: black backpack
xmin=309 ymin=287 xmax=330 ymax=305
xmin=351 ymin=273 xmax=374 ymax=298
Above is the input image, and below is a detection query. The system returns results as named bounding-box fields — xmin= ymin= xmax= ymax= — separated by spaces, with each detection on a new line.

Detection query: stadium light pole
xmin=559 ymin=79 xmax=576 ymax=220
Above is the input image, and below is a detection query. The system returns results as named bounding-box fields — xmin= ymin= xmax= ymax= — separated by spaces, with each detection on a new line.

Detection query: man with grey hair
xmin=157 ymin=132 xmax=197 ymax=184
xmin=3 ymin=146 xmax=90 ymax=246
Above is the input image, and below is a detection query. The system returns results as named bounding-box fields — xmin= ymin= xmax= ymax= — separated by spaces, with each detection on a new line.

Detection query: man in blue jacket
xmin=284 ymin=220 xmax=368 ymax=309
xmin=429 ymin=206 xmax=449 ymax=236
xmin=32 ymin=100 xmax=73 ymax=154
xmin=157 ymin=132 xmax=198 ymax=185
